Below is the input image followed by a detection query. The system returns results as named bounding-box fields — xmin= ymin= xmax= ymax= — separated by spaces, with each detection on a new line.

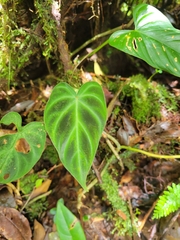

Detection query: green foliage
xmin=20 ymin=172 xmax=40 ymax=195
xmin=121 ymin=74 xmax=177 ymax=123
xmin=50 ymin=198 xmax=86 ymax=240
xmin=153 ymin=183 xmax=180 ymax=219
xmin=0 ymin=112 xmax=46 ymax=183
xmin=44 ymin=82 xmax=107 ymax=189
xmin=109 ymin=4 xmax=180 ymax=77
xmin=20 ymin=169 xmax=47 ymax=195
xmin=101 ymin=170 xmax=135 ymax=236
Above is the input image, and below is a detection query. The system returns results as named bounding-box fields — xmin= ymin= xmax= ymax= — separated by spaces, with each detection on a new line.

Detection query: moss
xmin=19 ymin=169 xmax=49 ymax=220
xmin=34 ymin=0 xmax=58 ymax=59
xmin=43 ymin=145 xmax=59 ymax=165
xmin=101 ymin=170 xmax=135 ymax=236
xmin=26 ymin=197 xmax=48 ymax=220
xmin=120 ymin=150 xmax=136 ymax=171
xmin=20 ymin=169 xmax=47 ymax=194
xmin=0 ymin=0 xmax=63 ymax=87
xmin=121 ymin=74 xmax=177 ymax=123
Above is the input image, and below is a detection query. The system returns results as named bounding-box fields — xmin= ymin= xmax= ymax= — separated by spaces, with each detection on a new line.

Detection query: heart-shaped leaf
xmin=44 ymin=82 xmax=107 ymax=189
xmin=109 ymin=4 xmax=180 ymax=77
xmin=51 ymin=199 xmax=86 ymax=240
xmin=0 ymin=112 xmax=46 ymax=183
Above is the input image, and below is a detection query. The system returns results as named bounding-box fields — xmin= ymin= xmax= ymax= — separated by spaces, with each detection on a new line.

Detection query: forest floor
xmin=0 ymin=1 xmax=180 ymax=240
xmin=0 ymin=63 xmax=180 ymax=240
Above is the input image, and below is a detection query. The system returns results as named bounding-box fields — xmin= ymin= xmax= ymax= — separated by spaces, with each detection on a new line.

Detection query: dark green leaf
xmin=44 ymin=82 xmax=107 ymax=189
xmin=109 ymin=4 xmax=180 ymax=77
xmin=0 ymin=112 xmax=46 ymax=183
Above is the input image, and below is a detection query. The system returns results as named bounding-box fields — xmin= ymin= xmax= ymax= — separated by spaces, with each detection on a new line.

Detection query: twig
xmin=73 ymin=18 xmax=134 ymax=70
xmin=92 ymin=162 xmax=102 ymax=183
xmin=127 ymin=196 xmax=135 ymax=240
xmin=28 ymin=190 xmax=52 ymax=205
xmin=74 ymin=39 xmax=109 ymax=70
xmin=138 ymin=199 xmax=158 ymax=232
xmin=107 ymin=81 xmax=129 ymax=119
xmin=20 ymin=190 xmax=52 ymax=212
xmin=102 ymin=131 xmax=124 ymax=171
xmin=160 ymin=210 xmax=180 ymax=239
xmin=102 ymin=131 xmax=121 ymax=150
xmin=77 ymin=131 xmax=122 ymax=210
xmin=77 ymin=154 xmax=118 ymax=211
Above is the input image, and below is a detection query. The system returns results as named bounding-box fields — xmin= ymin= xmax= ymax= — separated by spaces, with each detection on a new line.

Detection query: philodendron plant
xmin=44 ymin=82 xmax=107 ymax=189
xmin=0 ymin=3 xmax=180 ymax=190
xmin=109 ymin=3 xmax=180 ymax=77
xmin=0 ymin=82 xmax=107 ymax=189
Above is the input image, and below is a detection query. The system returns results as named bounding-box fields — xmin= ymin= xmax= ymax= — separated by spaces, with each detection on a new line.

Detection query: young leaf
xmin=44 ymin=82 xmax=107 ymax=189
xmin=0 ymin=112 xmax=46 ymax=183
xmin=51 ymin=199 xmax=86 ymax=240
xmin=153 ymin=183 xmax=180 ymax=219
xmin=109 ymin=4 xmax=180 ymax=77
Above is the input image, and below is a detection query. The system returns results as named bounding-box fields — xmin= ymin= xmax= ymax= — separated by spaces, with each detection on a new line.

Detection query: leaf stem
xmin=74 ymin=39 xmax=109 ymax=70
xmin=71 ymin=19 xmax=133 ymax=57
xmin=73 ymin=19 xmax=134 ymax=70
xmin=103 ymin=131 xmax=180 ymax=159
xmin=120 ymin=145 xmax=180 ymax=159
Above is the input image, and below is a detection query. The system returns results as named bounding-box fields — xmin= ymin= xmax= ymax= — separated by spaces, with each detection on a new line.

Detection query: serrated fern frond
xmin=153 ymin=183 xmax=180 ymax=219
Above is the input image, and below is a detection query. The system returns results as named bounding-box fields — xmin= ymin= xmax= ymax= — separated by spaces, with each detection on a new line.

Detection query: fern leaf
xmin=153 ymin=183 xmax=180 ymax=219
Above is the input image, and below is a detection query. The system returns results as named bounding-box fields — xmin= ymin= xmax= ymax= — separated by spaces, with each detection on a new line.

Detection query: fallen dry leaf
xmin=116 ymin=209 xmax=127 ymax=220
xmin=0 ymin=186 xmax=16 ymax=208
xmin=0 ymin=206 xmax=32 ymax=240
xmin=143 ymin=121 xmax=180 ymax=145
xmin=10 ymin=100 xmax=34 ymax=112
xmin=30 ymin=179 xmax=52 ymax=199
xmin=122 ymin=115 xmax=139 ymax=136
xmin=117 ymin=128 xmax=129 ymax=145
xmin=120 ymin=171 xmax=134 ymax=185
xmin=33 ymin=219 xmax=45 ymax=240
xmin=119 ymin=185 xmax=144 ymax=201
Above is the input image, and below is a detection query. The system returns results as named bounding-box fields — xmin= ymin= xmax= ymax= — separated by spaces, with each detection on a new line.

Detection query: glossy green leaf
xmin=44 ymin=82 xmax=107 ymax=189
xmin=109 ymin=4 xmax=180 ymax=77
xmin=51 ymin=199 xmax=86 ymax=240
xmin=0 ymin=112 xmax=46 ymax=183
